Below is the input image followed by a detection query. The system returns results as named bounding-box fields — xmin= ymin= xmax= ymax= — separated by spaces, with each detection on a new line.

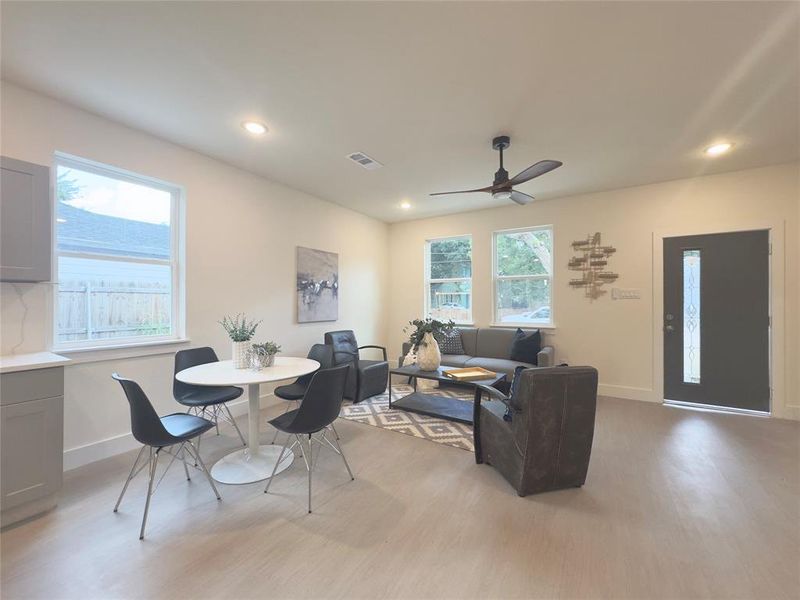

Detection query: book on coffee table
xmin=442 ymin=366 xmax=498 ymax=382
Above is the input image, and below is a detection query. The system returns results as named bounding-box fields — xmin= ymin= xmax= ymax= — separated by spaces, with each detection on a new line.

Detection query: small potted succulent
xmin=249 ymin=341 xmax=281 ymax=370
xmin=404 ymin=317 xmax=455 ymax=371
xmin=220 ymin=313 xmax=261 ymax=369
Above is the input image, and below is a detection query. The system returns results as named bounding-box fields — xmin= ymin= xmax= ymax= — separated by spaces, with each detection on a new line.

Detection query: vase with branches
xmin=404 ymin=318 xmax=455 ymax=370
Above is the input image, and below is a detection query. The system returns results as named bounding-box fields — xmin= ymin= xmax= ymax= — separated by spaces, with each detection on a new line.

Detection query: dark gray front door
xmin=663 ymin=230 xmax=769 ymax=411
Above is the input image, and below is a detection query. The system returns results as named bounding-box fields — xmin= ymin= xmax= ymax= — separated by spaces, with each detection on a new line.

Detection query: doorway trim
xmin=651 ymin=219 xmax=788 ymax=419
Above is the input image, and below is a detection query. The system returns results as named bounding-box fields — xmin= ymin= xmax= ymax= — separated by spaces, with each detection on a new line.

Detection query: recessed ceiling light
xmin=400 ymin=200 xmax=412 ymax=210
xmin=704 ymin=142 xmax=733 ymax=156
xmin=242 ymin=121 xmax=267 ymax=135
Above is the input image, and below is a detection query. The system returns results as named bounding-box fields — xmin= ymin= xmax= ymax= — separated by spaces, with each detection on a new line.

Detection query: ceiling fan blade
xmin=508 ymin=160 xmax=562 ymax=186
xmin=430 ymin=186 xmax=493 ymax=196
xmin=510 ymin=190 xmax=535 ymax=205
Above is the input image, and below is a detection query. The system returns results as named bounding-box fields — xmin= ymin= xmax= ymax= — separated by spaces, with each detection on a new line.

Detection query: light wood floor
xmin=1 ymin=397 xmax=798 ymax=600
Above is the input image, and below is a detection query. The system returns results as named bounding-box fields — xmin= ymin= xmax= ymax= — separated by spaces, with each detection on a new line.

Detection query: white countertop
xmin=0 ymin=352 xmax=71 ymax=374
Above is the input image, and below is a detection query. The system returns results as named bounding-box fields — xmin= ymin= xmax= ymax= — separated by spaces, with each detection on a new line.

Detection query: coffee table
xmin=389 ymin=364 xmax=506 ymax=425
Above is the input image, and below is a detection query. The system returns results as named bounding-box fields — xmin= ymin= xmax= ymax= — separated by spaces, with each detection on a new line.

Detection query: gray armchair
xmin=473 ymin=366 xmax=598 ymax=496
xmin=324 ymin=330 xmax=388 ymax=403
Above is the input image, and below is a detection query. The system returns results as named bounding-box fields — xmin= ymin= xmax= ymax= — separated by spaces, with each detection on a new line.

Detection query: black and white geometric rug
xmin=340 ymin=384 xmax=474 ymax=452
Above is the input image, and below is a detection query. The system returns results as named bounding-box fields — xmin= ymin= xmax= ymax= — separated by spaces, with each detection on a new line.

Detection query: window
xmin=682 ymin=249 xmax=701 ymax=384
xmin=53 ymin=154 xmax=183 ymax=350
xmin=493 ymin=226 xmax=553 ymax=326
xmin=424 ymin=235 xmax=472 ymax=324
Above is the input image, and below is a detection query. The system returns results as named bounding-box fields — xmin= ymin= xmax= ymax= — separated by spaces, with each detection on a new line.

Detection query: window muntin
xmin=425 ymin=236 xmax=472 ymax=324
xmin=494 ymin=226 xmax=553 ymax=326
xmin=53 ymin=155 xmax=182 ymax=349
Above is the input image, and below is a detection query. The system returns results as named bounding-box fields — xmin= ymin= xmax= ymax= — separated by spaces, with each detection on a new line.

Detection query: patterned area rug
xmin=340 ymin=384 xmax=475 ymax=452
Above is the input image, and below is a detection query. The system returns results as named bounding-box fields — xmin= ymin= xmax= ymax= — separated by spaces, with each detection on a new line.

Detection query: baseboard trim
xmin=63 ymin=393 xmax=278 ymax=471
xmin=598 ymin=384 xmax=658 ymax=403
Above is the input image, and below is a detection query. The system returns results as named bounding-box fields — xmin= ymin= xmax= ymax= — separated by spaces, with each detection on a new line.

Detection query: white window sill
xmin=489 ymin=323 xmax=556 ymax=331
xmin=53 ymin=338 xmax=191 ymax=365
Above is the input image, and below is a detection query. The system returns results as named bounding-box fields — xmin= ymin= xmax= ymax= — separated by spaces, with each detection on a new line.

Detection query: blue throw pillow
xmin=503 ymin=365 xmax=527 ymax=422
xmin=509 ymin=328 xmax=541 ymax=364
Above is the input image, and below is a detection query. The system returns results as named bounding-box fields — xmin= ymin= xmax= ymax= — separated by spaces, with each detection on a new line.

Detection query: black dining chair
xmin=112 ymin=374 xmax=221 ymax=539
xmin=264 ymin=364 xmax=353 ymax=513
xmin=272 ymin=344 xmax=335 ymax=443
xmin=173 ymin=347 xmax=246 ymax=449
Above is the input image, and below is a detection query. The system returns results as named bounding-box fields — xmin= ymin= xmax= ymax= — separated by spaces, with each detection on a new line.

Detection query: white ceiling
xmin=2 ymin=1 xmax=798 ymax=222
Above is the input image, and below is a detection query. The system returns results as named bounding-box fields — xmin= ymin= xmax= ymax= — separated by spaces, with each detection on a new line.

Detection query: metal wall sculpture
xmin=568 ymin=232 xmax=618 ymax=299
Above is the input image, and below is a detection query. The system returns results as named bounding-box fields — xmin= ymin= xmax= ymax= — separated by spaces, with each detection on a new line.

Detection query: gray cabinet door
xmin=0 ymin=395 xmax=64 ymax=511
xmin=1 ymin=156 xmax=51 ymax=282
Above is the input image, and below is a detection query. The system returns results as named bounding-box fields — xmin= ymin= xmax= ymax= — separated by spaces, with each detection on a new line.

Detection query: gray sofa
xmin=401 ymin=327 xmax=554 ymax=377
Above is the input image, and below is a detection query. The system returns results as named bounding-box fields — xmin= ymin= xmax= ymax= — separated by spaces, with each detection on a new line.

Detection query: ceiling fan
xmin=430 ymin=136 xmax=562 ymax=205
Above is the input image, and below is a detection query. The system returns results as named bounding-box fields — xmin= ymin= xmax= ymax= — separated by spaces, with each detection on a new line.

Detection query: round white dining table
xmin=175 ymin=357 xmax=319 ymax=485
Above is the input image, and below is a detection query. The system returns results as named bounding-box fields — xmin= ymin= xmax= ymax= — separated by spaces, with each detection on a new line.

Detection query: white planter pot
xmin=232 ymin=341 xmax=249 ymax=369
xmin=416 ymin=332 xmax=441 ymax=371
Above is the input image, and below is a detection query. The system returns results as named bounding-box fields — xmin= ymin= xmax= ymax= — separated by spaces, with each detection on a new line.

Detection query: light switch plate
xmin=612 ymin=288 xmax=641 ymax=300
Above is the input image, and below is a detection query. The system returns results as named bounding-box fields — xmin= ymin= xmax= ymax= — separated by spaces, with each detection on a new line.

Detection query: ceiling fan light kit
xmin=430 ymin=135 xmax=562 ymax=206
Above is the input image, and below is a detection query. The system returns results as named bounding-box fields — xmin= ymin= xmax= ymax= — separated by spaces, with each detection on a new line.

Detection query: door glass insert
xmin=683 ymin=249 xmax=701 ymax=383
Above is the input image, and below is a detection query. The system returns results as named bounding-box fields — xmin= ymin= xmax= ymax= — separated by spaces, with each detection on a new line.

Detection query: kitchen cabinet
xmin=1 ymin=156 xmax=51 ymax=282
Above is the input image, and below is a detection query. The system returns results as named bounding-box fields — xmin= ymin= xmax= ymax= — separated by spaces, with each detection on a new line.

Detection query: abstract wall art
xmin=296 ymin=246 xmax=338 ymax=322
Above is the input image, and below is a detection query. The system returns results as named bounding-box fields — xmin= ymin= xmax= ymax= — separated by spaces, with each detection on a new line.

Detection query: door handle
xmin=665 ymin=324 xmax=675 ymax=333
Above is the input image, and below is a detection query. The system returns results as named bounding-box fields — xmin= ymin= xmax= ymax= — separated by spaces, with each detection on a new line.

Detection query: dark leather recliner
xmin=474 ymin=366 xmax=598 ymax=496
xmin=324 ymin=330 xmax=388 ymax=403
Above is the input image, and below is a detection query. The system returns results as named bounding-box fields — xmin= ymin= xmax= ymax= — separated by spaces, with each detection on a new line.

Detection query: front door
xmin=663 ymin=230 xmax=770 ymax=411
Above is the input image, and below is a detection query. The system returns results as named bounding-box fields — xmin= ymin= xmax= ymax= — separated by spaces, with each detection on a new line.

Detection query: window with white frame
xmin=493 ymin=226 xmax=553 ymax=326
xmin=53 ymin=154 xmax=183 ymax=349
xmin=425 ymin=235 xmax=472 ymax=324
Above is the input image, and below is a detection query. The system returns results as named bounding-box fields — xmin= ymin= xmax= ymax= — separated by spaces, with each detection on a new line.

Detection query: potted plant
xmin=220 ymin=314 xmax=261 ymax=368
xmin=249 ymin=341 xmax=281 ymax=370
xmin=404 ymin=318 xmax=455 ymax=371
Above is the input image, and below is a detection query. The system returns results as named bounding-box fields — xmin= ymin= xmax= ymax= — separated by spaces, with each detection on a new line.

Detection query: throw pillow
xmin=436 ymin=329 xmax=465 ymax=355
xmin=509 ymin=328 xmax=541 ymax=364
xmin=503 ymin=365 xmax=528 ymax=421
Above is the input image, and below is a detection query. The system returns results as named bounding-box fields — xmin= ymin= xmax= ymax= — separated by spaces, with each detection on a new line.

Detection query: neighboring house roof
xmin=57 ymin=202 xmax=170 ymax=259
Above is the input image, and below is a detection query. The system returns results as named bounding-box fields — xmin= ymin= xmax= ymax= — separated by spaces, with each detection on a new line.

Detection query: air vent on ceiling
xmin=347 ymin=151 xmax=383 ymax=170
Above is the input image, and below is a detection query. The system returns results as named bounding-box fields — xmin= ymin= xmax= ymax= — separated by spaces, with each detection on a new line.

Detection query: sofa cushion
xmin=465 ymin=356 xmax=535 ymax=377
xmin=510 ymin=328 xmax=541 ymax=364
xmin=437 ymin=329 xmax=465 ymax=355
xmin=475 ymin=328 xmax=518 ymax=359
xmin=441 ymin=354 xmax=472 ymax=368
xmin=457 ymin=327 xmax=478 ymax=356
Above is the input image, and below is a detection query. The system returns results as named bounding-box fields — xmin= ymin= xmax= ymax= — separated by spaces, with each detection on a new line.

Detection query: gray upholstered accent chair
xmin=473 ymin=366 xmax=598 ymax=496
xmin=324 ymin=330 xmax=388 ymax=403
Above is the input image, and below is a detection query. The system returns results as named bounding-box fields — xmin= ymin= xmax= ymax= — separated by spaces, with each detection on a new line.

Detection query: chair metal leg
xmin=329 ymin=422 xmax=340 ymax=440
xmin=185 ymin=440 xmax=221 ymax=500
xmin=222 ymin=403 xmax=247 ymax=446
xmin=307 ymin=434 xmax=313 ymax=513
xmin=194 ymin=432 xmax=201 ymax=467
xmin=180 ymin=444 xmax=191 ymax=481
xmin=332 ymin=435 xmax=355 ymax=481
xmin=139 ymin=448 xmax=159 ymax=540
xmin=264 ymin=435 xmax=291 ymax=495
xmin=114 ymin=445 xmax=146 ymax=512
xmin=214 ymin=405 xmax=220 ymax=436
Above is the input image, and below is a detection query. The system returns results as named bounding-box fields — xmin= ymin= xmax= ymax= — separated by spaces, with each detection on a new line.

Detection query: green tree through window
xmin=494 ymin=228 xmax=553 ymax=325
xmin=426 ymin=236 xmax=472 ymax=324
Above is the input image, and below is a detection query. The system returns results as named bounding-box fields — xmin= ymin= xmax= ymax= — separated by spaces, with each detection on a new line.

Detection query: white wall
xmin=0 ymin=83 xmax=389 ymax=468
xmin=388 ymin=163 xmax=799 ymax=420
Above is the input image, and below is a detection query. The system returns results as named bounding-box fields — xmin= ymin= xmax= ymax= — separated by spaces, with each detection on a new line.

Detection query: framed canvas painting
xmin=296 ymin=246 xmax=338 ymax=322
